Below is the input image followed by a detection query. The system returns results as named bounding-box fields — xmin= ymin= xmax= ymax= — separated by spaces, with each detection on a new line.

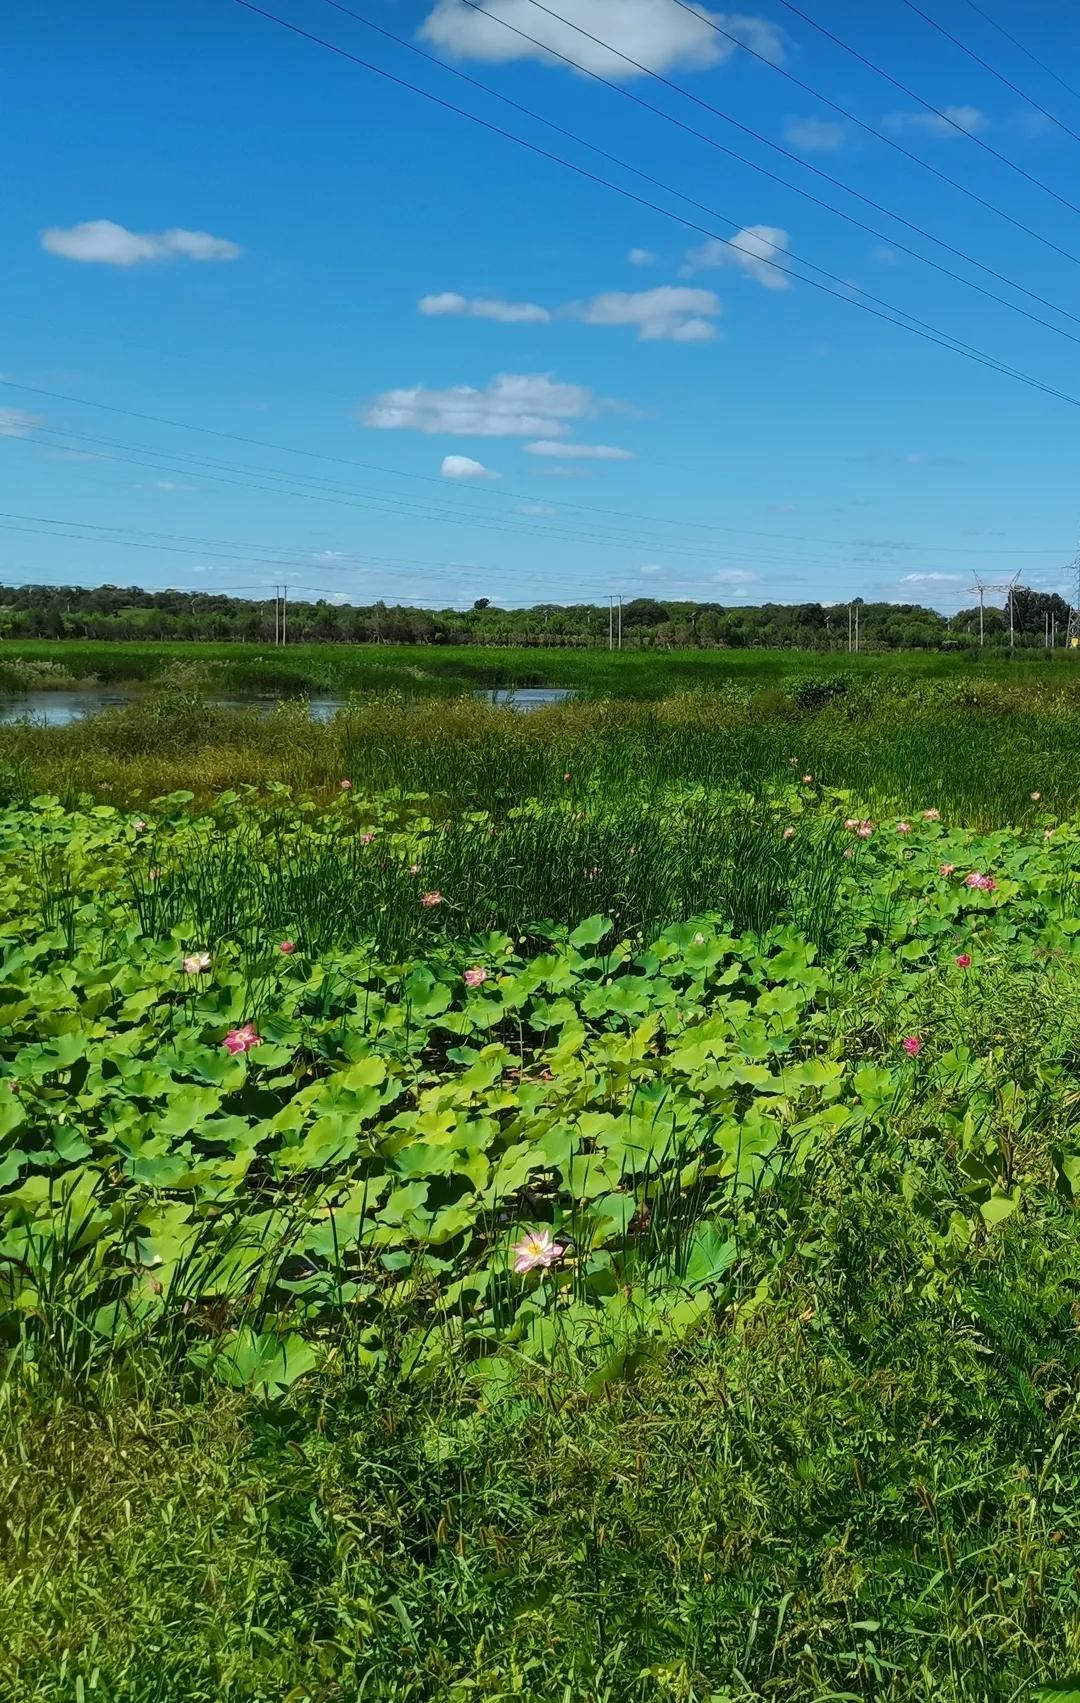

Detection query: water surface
xmin=0 ymin=686 xmax=573 ymax=727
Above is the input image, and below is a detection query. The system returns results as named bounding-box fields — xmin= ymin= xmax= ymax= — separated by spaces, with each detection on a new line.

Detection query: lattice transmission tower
xmin=1067 ymin=543 xmax=1080 ymax=648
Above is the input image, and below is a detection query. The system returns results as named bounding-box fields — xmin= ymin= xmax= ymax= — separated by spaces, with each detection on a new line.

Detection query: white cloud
xmin=419 ymin=0 xmax=784 ymax=79
xmin=783 ymin=116 xmax=845 ymax=151
xmin=360 ymin=371 xmax=612 ymax=437
xmin=441 ymin=453 xmax=501 ymax=479
xmin=714 ymin=569 xmax=759 ymax=582
xmin=683 ymin=225 xmax=791 ymax=290
xmin=149 ymin=479 xmax=197 ymax=491
xmin=0 ymin=407 xmax=41 ymax=438
xmin=40 ymin=219 xmax=241 ymax=266
xmin=515 ymin=501 xmax=557 ymax=515
xmin=523 ymin=440 xmax=635 ymax=460
xmin=570 ymin=285 xmax=722 ymax=341
xmin=640 ymin=562 xmax=665 ymax=575
xmin=420 ymin=291 xmax=551 ymax=323
xmin=900 ymin=572 xmax=964 ymax=584
xmin=884 ymin=105 xmax=986 ymax=138
xmin=628 ymin=247 xmax=656 ymax=266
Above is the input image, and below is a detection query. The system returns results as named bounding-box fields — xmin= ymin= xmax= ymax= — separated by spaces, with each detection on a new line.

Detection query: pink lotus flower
xmin=420 ymin=890 xmax=443 ymax=908
xmin=182 ymin=951 xmax=211 ymax=975
xmin=278 ymin=939 xmax=296 ymax=955
xmin=964 ymin=872 xmax=996 ymax=892
xmin=360 ymin=831 xmax=375 ymax=845
xmin=408 ymin=863 xmax=421 ymax=876
xmin=1031 ymin=790 xmax=1042 ymax=802
xmin=802 ymin=773 xmax=814 ymax=786
xmin=857 ymin=821 xmax=875 ymax=839
xmin=463 ymin=966 xmax=487 ymax=989
xmin=1043 ymin=828 xmax=1054 ymax=840
xmin=562 ymin=771 xmax=571 ymax=782
xmin=897 ymin=821 xmax=912 ymax=835
xmin=782 ymin=825 xmax=796 ymax=840
xmin=902 ymin=1035 xmax=922 ymax=1056
xmin=844 ymin=817 xmax=860 ymax=831
xmin=512 ymin=1227 xmax=565 ymax=1274
xmin=955 ymin=953 xmax=971 ymax=969
xmin=843 ymin=847 xmax=854 ymax=859
xmin=939 ymin=862 xmax=956 ymax=876
xmin=148 ymin=867 xmax=162 ymax=882
xmin=923 ymin=808 xmax=941 ymax=821
xmin=223 ymin=1023 xmax=261 ymax=1055
xmin=132 ymin=818 xmax=148 ymax=833
xmin=339 ymin=779 xmax=352 ymax=791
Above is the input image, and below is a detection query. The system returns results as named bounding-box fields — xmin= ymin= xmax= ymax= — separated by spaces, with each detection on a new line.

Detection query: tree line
xmin=0 ymin=582 xmax=1071 ymax=651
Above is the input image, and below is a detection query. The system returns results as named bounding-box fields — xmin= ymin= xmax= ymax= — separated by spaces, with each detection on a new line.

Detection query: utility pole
xmin=281 ymin=584 xmax=288 ymax=646
xmin=273 ymin=585 xmax=280 ymax=645
xmin=847 ymin=602 xmax=852 ymax=654
xmin=852 ymin=596 xmax=863 ymax=654
xmin=617 ymin=594 xmax=623 ymax=651
xmin=608 ymin=596 xmax=614 ymax=652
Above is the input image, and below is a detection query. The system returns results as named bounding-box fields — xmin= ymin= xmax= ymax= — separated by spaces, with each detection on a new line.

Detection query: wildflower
xmin=132 ymin=818 xmax=147 ymax=833
xmin=955 ymin=953 xmax=972 ymax=969
xmin=783 ymin=825 xmax=796 ymax=840
xmin=844 ymin=817 xmax=860 ymax=831
xmin=897 ymin=821 xmax=912 ymax=835
xmin=148 ymin=867 xmax=162 ymax=882
xmin=512 ymin=1227 xmax=565 ymax=1274
xmin=857 ymin=821 xmax=874 ymax=839
xmin=278 ymin=939 xmax=296 ymax=955
xmin=420 ymin=890 xmax=443 ymax=908
xmin=223 ymin=1023 xmax=261 ymax=1055
xmin=802 ymin=773 xmax=814 ymax=786
xmin=923 ymin=808 xmax=941 ymax=821
xmin=182 ymin=951 xmax=211 ymax=975
xmin=843 ymin=847 xmax=854 ymax=859
xmin=408 ymin=863 xmax=421 ymax=876
xmin=1044 ymin=827 xmax=1054 ymax=840
xmin=360 ymin=831 xmax=375 ymax=845
xmin=939 ymin=862 xmax=956 ymax=876
xmin=463 ymin=966 xmax=487 ymax=989
xmin=562 ymin=771 xmax=571 ymax=782
xmin=964 ymin=872 xmax=996 ymax=891
xmin=1031 ymin=790 xmax=1042 ymax=802
xmin=902 ymin=1035 xmax=922 ymax=1057
xmin=339 ymin=779 xmax=352 ymax=791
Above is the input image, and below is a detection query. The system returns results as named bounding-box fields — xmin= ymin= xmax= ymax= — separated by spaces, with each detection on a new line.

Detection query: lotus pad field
xmin=3 ymin=771 xmax=1080 ymax=1701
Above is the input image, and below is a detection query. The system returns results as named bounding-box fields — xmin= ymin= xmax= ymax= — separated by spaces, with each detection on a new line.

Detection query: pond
xmin=0 ymin=686 xmax=574 ymax=727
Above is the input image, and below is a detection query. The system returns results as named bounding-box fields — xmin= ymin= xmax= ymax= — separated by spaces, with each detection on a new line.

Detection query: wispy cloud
xmin=523 ymin=440 xmax=635 ymax=460
xmin=41 ymin=220 xmax=241 ymax=266
xmin=783 ymin=116 xmax=845 ymax=151
xmin=683 ymin=225 xmax=791 ymax=290
xmin=420 ymin=291 xmax=550 ymax=324
xmin=569 ymin=285 xmax=722 ymax=341
xmin=884 ymin=105 xmax=986 ymax=138
xmin=361 ymin=372 xmax=615 ymax=438
xmin=0 ymin=407 xmax=42 ymax=438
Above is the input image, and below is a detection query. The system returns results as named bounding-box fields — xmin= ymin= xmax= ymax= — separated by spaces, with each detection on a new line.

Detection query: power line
xmin=895 ymin=0 xmax=1080 ymax=147
xmin=1 ymin=376 xmax=1070 ymax=554
xmin=960 ymin=0 xmax=1080 ymax=108
xmin=232 ymin=0 xmax=1080 ymax=414
xmin=431 ymin=0 xmax=1080 ymax=348
xmin=662 ymin=0 xmax=1080 ymax=268
xmin=761 ymin=0 xmax=1080 ymax=216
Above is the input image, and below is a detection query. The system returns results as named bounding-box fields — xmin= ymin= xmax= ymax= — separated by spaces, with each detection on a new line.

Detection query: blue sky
xmin=4 ymin=0 xmax=1080 ymax=612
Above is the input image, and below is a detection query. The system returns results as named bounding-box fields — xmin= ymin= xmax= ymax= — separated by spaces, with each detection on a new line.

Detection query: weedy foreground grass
xmin=3 ymin=757 xmax=1080 ymax=1698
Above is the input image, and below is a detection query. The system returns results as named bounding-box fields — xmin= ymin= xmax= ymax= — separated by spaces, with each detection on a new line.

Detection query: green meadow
xmin=2 ymin=663 xmax=1080 ymax=1700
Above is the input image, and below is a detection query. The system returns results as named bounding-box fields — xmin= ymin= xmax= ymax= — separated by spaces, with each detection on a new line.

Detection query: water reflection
xmin=0 ymin=686 xmax=574 ymax=727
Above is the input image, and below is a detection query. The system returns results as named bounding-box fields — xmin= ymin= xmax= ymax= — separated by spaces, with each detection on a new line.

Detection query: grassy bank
xmin=3 ymin=637 xmax=1080 ymax=700
xmin=3 ymin=678 xmax=1080 ymax=823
